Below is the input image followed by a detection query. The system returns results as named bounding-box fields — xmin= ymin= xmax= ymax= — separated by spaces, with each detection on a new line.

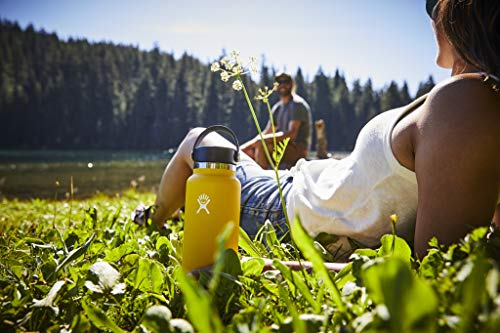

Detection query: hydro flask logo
xmin=196 ymin=193 xmax=211 ymax=215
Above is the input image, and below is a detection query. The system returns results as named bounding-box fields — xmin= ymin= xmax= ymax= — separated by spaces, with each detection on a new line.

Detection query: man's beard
xmin=279 ymin=88 xmax=292 ymax=97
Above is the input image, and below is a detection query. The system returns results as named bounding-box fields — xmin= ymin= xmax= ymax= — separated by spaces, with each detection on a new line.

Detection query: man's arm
xmin=240 ymin=120 xmax=274 ymax=151
xmin=413 ymin=78 xmax=500 ymax=259
xmin=269 ymin=120 xmax=301 ymax=142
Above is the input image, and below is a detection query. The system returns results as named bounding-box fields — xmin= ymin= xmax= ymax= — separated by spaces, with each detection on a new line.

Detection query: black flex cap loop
xmin=191 ymin=125 xmax=240 ymax=164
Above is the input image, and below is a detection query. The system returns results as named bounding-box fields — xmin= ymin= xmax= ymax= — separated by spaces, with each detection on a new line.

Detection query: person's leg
xmin=280 ymin=141 xmax=307 ymax=169
xmin=152 ymin=127 xmax=242 ymax=227
xmin=253 ymin=140 xmax=270 ymax=169
xmin=241 ymin=140 xmax=256 ymax=160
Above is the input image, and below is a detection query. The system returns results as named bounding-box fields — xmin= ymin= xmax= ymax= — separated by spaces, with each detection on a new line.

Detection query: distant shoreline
xmin=0 ymin=149 xmax=351 ymax=163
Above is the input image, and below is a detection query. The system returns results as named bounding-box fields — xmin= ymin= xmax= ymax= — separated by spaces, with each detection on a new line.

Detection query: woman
xmin=151 ymin=0 xmax=500 ymax=260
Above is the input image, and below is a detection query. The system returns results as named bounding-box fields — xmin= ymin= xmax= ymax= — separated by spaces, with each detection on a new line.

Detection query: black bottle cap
xmin=191 ymin=125 xmax=240 ymax=165
xmin=192 ymin=146 xmax=238 ymax=164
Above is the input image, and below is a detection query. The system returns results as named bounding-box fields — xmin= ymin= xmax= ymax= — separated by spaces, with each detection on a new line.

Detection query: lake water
xmin=0 ymin=150 xmax=349 ymax=200
xmin=0 ymin=150 xmax=173 ymax=200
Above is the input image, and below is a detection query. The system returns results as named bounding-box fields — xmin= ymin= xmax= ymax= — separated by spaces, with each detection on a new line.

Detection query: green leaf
xmin=104 ymin=241 xmax=138 ymax=262
xmin=334 ymin=262 xmax=355 ymax=288
xmin=418 ymin=248 xmax=444 ymax=279
xmin=175 ymin=268 xmax=223 ymax=333
xmin=290 ymin=215 xmax=346 ymax=312
xmin=70 ymin=313 xmax=92 ymax=332
xmin=272 ymin=138 xmax=290 ymax=165
xmin=55 ymin=233 xmax=96 ymax=274
xmin=263 ymin=220 xmax=283 ymax=258
xmin=362 ymin=257 xmax=438 ymax=332
xmin=238 ymin=227 xmax=263 ymax=257
xmin=209 ymin=222 xmax=240 ymax=290
xmin=19 ymin=237 xmax=45 ymax=246
xmin=82 ymin=299 xmax=125 ymax=333
xmin=242 ymin=257 xmax=265 ymax=276
xmin=273 ymin=260 xmax=320 ymax=312
xmin=278 ymin=286 xmax=307 ymax=333
xmin=456 ymin=256 xmax=492 ymax=332
xmin=291 ymin=270 xmax=321 ymax=313
xmin=378 ymin=234 xmax=412 ymax=262
xmin=132 ymin=258 xmax=166 ymax=293
xmin=272 ymin=260 xmax=296 ymax=294
xmin=155 ymin=236 xmax=172 ymax=252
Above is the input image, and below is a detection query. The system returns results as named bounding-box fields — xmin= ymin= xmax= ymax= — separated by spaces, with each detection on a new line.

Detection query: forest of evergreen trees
xmin=0 ymin=20 xmax=436 ymax=151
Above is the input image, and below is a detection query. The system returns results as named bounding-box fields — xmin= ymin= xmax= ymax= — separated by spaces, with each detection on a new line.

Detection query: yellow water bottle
xmin=182 ymin=125 xmax=241 ymax=272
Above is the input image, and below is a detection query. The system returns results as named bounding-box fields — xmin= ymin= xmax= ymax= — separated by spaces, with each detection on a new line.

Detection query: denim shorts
xmin=236 ymin=159 xmax=294 ymax=238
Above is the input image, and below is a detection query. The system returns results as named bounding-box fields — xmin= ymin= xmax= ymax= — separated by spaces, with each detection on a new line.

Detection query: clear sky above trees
xmin=0 ymin=0 xmax=450 ymax=95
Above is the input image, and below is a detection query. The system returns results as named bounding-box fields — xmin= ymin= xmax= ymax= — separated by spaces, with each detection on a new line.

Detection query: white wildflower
xmin=220 ymin=71 xmax=230 ymax=82
xmin=232 ymin=64 xmax=243 ymax=75
xmin=220 ymin=56 xmax=230 ymax=65
xmin=230 ymin=50 xmax=240 ymax=58
xmin=250 ymin=64 xmax=258 ymax=75
xmin=85 ymin=262 xmax=125 ymax=295
xmin=211 ymin=62 xmax=220 ymax=72
xmin=254 ymin=85 xmax=275 ymax=103
xmin=232 ymin=80 xmax=243 ymax=91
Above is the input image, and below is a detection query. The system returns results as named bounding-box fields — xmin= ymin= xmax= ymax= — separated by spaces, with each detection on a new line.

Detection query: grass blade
xmin=82 ymin=298 xmax=125 ymax=333
xmin=239 ymin=227 xmax=263 ymax=257
xmin=55 ymin=233 xmax=96 ymax=274
xmin=290 ymin=216 xmax=346 ymax=312
xmin=176 ymin=268 xmax=223 ymax=333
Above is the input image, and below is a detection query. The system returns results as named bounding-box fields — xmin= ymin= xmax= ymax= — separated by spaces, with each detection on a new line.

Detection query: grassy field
xmin=0 ymin=188 xmax=499 ymax=332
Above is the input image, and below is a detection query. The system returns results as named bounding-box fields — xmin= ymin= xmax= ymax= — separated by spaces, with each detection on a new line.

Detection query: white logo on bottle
xmin=196 ymin=193 xmax=211 ymax=214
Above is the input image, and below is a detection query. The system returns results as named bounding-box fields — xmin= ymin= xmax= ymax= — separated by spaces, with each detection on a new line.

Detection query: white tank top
xmin=286 ymin=95 xmax=427 ymax=259
xmin=287 ymin=73 xmax=500 ymax=259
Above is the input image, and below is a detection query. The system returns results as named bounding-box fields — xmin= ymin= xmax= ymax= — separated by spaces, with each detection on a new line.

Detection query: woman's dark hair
xmin=434 ymin=0 xmax=500 ymax=78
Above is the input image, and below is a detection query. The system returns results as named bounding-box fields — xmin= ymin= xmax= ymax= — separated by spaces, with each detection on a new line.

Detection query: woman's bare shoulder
xmin=420 ymin=74 xmax=500 ymax=130
xmin=427 ymin=74 xmax=499 ymax=114
xmin=415 ymin=74 xmax=500 ymax=166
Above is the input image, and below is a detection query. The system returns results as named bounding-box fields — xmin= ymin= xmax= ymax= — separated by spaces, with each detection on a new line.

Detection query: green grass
xmin=0 ymin=190 xmax=499 ymax=332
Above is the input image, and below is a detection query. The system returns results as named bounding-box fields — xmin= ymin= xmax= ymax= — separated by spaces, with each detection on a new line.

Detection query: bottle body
xmin=182 ymin=167 xmax=241 ymax=271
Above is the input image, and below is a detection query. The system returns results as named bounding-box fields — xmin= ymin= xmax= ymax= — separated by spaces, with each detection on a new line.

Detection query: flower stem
xmin=265 ymin=100 xmax=290 ymax=228
xmin=238 ymin=75 xmax=290 ymax=228
xmin=238 ymin=75 xmax=275 ymax=169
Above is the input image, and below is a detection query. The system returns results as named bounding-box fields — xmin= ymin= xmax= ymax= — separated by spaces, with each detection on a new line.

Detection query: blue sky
xmin=0 ymin=0 xmax=450 ymax=95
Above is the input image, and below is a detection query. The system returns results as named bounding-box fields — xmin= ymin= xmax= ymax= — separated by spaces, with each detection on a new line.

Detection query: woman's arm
xmin=413 ymin=77 xmax=500 ymax=259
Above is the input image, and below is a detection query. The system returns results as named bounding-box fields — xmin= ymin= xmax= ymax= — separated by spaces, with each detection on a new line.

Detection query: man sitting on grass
xmin=241 ymin=72 xmax=312 ymax=169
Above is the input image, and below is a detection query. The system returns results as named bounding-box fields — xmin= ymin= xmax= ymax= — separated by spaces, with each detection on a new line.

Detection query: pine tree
xmin=0 ymin=19 xmax=437 ymax=152
xmin=294 ymin=67 xmax=309 ymax=102
xmin=416 ymin=75 xmax=436 ymax=98
xmin=332 ymin=73 xmax=353 ymax=150
xmin=312 ymin=68 xmax=334 ymax=148
xmin=152 ymin=77 xmax=171 ymax=148
xmin=400 ymin=81 xmax=412 ymax=104
xmin=257 ymin=59 xmax=274 ymax=128
xmin=380 ymin=81 xmax=403 ymax=111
